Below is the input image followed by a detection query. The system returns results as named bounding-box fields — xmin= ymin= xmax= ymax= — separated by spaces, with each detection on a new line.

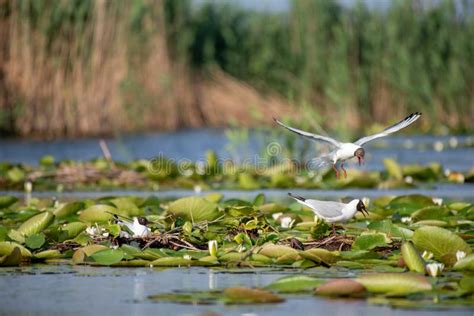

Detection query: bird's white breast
xmin=336 ymin=143 xmax=361 ymax=161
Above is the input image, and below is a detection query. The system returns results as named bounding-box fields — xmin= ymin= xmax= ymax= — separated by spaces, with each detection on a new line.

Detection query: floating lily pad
xmin=0 ymin=247 xmax=22 ymax=266
xmin=17 ymin=211 xmax=54 ymax=237
xmin=412 ymin=226 xmax=471 ymax=265
xmin=357 ymin=273 xmax=432 ymax=295
xmin=25 ymin=233 xmax=45 ymax=249
xmin=0 ymin=241 xmax=32 ymax=257
xmin=315 ymin=279 xmax=366 ymax=297
xmin=453 ymin=254 xmax=474 ymax=272
xmin=90 ymin=249 xmax=124 ymax=265
xmin=266 ymin=275 xmax=325 ymax=293
xmin=168 ymin=196 xmax=220 ymax=222
xmin=352 ymin=232 xmax=391 ymax=250
xmin=79 ymin=204 xmax=116 ymax=223
xmin=401 ymin=241 xmax=425 ymax=273
xmin=0 ymin=196 xmax=18 ymax=209
xmin=223 ymin=287 xmax=284 ymax=304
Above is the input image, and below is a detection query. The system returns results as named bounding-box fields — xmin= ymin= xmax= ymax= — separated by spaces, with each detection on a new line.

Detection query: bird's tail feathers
xmin=306 ymin=154 xmax=333 ymax=171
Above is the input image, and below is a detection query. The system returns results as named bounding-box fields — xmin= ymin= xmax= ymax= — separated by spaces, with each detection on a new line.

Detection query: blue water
xmin=0 ymin=130 xmax=473 ymax=171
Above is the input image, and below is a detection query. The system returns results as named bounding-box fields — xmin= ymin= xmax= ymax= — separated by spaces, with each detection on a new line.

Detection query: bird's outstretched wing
xmin=354 ymin=112 xmax=421 ymax=146
xmin=288 ymin=193 xmax=345 ymax=218
xmin=274 ymin=119 xmax=341 ymax=148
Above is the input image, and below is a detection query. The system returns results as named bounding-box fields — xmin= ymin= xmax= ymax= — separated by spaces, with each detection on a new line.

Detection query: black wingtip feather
xmin=288 ymin=192 xmax=306 ymax=202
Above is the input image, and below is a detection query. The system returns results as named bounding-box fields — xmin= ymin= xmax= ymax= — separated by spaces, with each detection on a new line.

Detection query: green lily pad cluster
xmin=0 ymin=192 xmax=473 ymax=307
xmin=0 ymin=155 xmax=472 ymax=191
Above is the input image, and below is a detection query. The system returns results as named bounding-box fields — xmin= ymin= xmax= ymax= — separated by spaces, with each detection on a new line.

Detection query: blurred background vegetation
xmin=0 ymin=0 xmax=472 ymax=139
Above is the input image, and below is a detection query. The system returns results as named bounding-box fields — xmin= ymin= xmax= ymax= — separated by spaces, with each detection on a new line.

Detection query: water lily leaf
xmin=7 ymin=167 xmax=25 ymax=182
xmin=411 ymin=206 xmax=450 ymax=221
xmin=34 ymin=249 xmax=63 ymax=260
xmin=0 ymin=247 xmax=22 ymax=266
xmin=384 ymin=158 xmax=403 ymax=180
xmin=7 ymin=229 xmax=25 ymax=243
xmin=367 ymin=220 xmax=413 ymax=238
xmin=53 ymin=201 xmax=85 ymax=219
xmin=258 ymin=203 xmax=287 ymax=214
xmin=204 ymin=193 xmax=223 ymax=203
xmin=253 ymin=193 xmax=265 ymax=206
xmin=275 ymin=252 xmax=302 ymax=264
xmin=401 ymin=241 xmax=425 ymax=273
xmin=0 ymin=196 xmax=18 ymax=209
xmin=339 ymin=250 xmax=380 ymax=260
xmin=218 ymin=252 xmax=243 ymax=263
xmin=90 ymin=248 xmax=124 ymax=265
xmin=352 ymin=232 xmax=391 ymax=250
xmin=79 ymin=204 xmax=116 ymax=223
xmin=17 ymin=211 xmax=54 ymax=238
xmin=266 ymin=275 xmax=325 ymax=293
xmin=150 ymin=257 xmax=201 ymax=267
xmin=459 ymin=276 xmax=474 ymax=293
xmin=148 ymin=290 xmax=219 ymax=305
xmin=315 ymin=279 xmax=366 ymax=297
xmin=357 ymin=273 xmax=432 ymax=295
xmin=72 ymin=245 xmax=108 ymax=264
xmin=412 ymin=226 xmax=471 ymax=265
xmin=0 ymin=241 xmax=32 ymax=257
xmin=0 ymin=226 xmax=6 ymax=241
xmin=299 ymin=248 xmax=339 ymax=265
xmin=402 ymin=163 xmax=441 ymax=181
xmin=223 ymin=287 xmax=284 ymax=304
xmin=258 ymin=244 xmax=298 ymax=258
xmin=387 ymin=195 xmax=435 ymax=215
xmin=453 ymin=254 xmax=474 ymax=272
xmin=168 ymin=196 xmax=220 ymax=222
xmin=62 ymin=222 xmax=87 ymax=239
xmin=109 ymin=197 xmax=142 ymax=216
xmin=25 ymin=233 xmax=45 ymax=249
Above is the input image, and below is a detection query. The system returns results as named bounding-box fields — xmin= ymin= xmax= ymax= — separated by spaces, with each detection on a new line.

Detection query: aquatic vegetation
xmin=0 ymin=155 xmax=471 ymax=191
xmin=0 ymin=192 xmax=473 ymax=308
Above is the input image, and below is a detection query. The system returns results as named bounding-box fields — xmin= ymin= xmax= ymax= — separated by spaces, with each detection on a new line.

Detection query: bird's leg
xmin=332 ymin=164 xmax=339 ymax=179
xmin=340 ymin=163 xmax=347 ymax=178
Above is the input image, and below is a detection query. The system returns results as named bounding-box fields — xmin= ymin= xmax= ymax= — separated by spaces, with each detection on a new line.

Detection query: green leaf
xmin=357 ymin=273 xmax=432 ymax=295
xmin=453 ymin=254 xmax=474 ymax=272
xmin=459 ymin=276 xmax=474 ymax=293
xmin=412 ymin=226 xmax=471 ymax=265
xmin=17 ymin=211 xmax=54 ymax=237
xmin=401 ymin=241 xmax=425 ymax=273
xmin=25 ymin=233 xmax=45 ymax=249
xmin=61 ymin=222 xmax=87 ymax=239
xmin=0 ymin=247 xmax=22 ymax=266
xmin=90 ymin=248 xmax=124 ymax=265
xmin=6 ymin=167 xmax=25 ymax=182
xmin=79 ymin=204 xmax=116 ymax=223
xmin=299 ymin=248 xmax=339 ymax=265
xmin=39 ymin=155 xmax=55 ymax=166
xmin=54 ymin=202 xmax=85 ymax=219
xmin=168 ymin=196 xmax=220 ymax=222
xmin=0 ymin=241 xmax=32 ymax=257
xmin=238 ymin=173 xmax=259 ymax=190
xmin=0 ymin=196 xmax=18 ymax=209
xmin=352 ymin=232 xmax=391 ymax=250
xmin=266 ymin=275 xmax=325 ymax=293
xmin=253 ymin=193 xmax=266 ymax=206
xmin=315 ymin=279 xmax=366 ymax=297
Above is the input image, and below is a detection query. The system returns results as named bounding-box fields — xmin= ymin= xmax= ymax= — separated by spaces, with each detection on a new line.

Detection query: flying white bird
xmin=114 ymin=215 xmax=151 ymax=238
xmin=275 ymin=112 xmax=421 ymax=178
xmin=288 ymin=193 xmax=368 ymax=234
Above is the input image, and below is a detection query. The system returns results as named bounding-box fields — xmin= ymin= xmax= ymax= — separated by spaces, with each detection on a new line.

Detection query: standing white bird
xmin=275 ymin=112 xmax=421 ymax=178
xmin=288 ymin=193 xmax=368 ymax=234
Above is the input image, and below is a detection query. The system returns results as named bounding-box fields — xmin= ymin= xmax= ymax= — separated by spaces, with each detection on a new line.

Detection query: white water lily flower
xmin=183 ymin=255 xmax=192 ymax=260
xmin=208 ymin=240 xmax=218 ymax=257
xmin=456 ymin=250 xmax=466 ymax=262
xmin=280 ymin=217 xmax=295 ymax=229
xmin=272 ymin=212 xmax=283 ymax=220
xmin=432 ymin=198 xmax=443 ymax=206
xmin=426 ymin=262 xmax=444 ymax=277
xmin=401 ymin=217 xmax=412 ymax=224
xmin=422 ymin=251 xmax=434 ymax=260
xmin=102 ymin=232 xmax=109 ymax=237
xmin=86 ymin=226 xmax=99 ymax=236
xmin=194 ymin=185 xmax=202 ymax=193
xmin=404 ymin=176 xmax=413 ymax=184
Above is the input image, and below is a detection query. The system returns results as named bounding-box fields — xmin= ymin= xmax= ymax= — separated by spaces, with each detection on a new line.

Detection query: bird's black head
xmin=137 ymin=217 xmax=148 ymax=226
xmin=357 ymin=200 xmax=368 ymax=217
xmin=354 ymin=148 xmax=365 ymax=166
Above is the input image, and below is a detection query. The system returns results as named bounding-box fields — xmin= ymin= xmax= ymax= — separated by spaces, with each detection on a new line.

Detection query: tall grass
xmin=0 ymin=0 xmax=472 ymax=138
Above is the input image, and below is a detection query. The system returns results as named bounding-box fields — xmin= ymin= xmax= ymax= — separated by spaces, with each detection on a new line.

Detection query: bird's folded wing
xmin=354 ymin=112 xmax=421 ymax=146
xmin=274 ymin=119 xmax=341 ymax=147
xmin=304 ymin=200 xmax=346 ymax=218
